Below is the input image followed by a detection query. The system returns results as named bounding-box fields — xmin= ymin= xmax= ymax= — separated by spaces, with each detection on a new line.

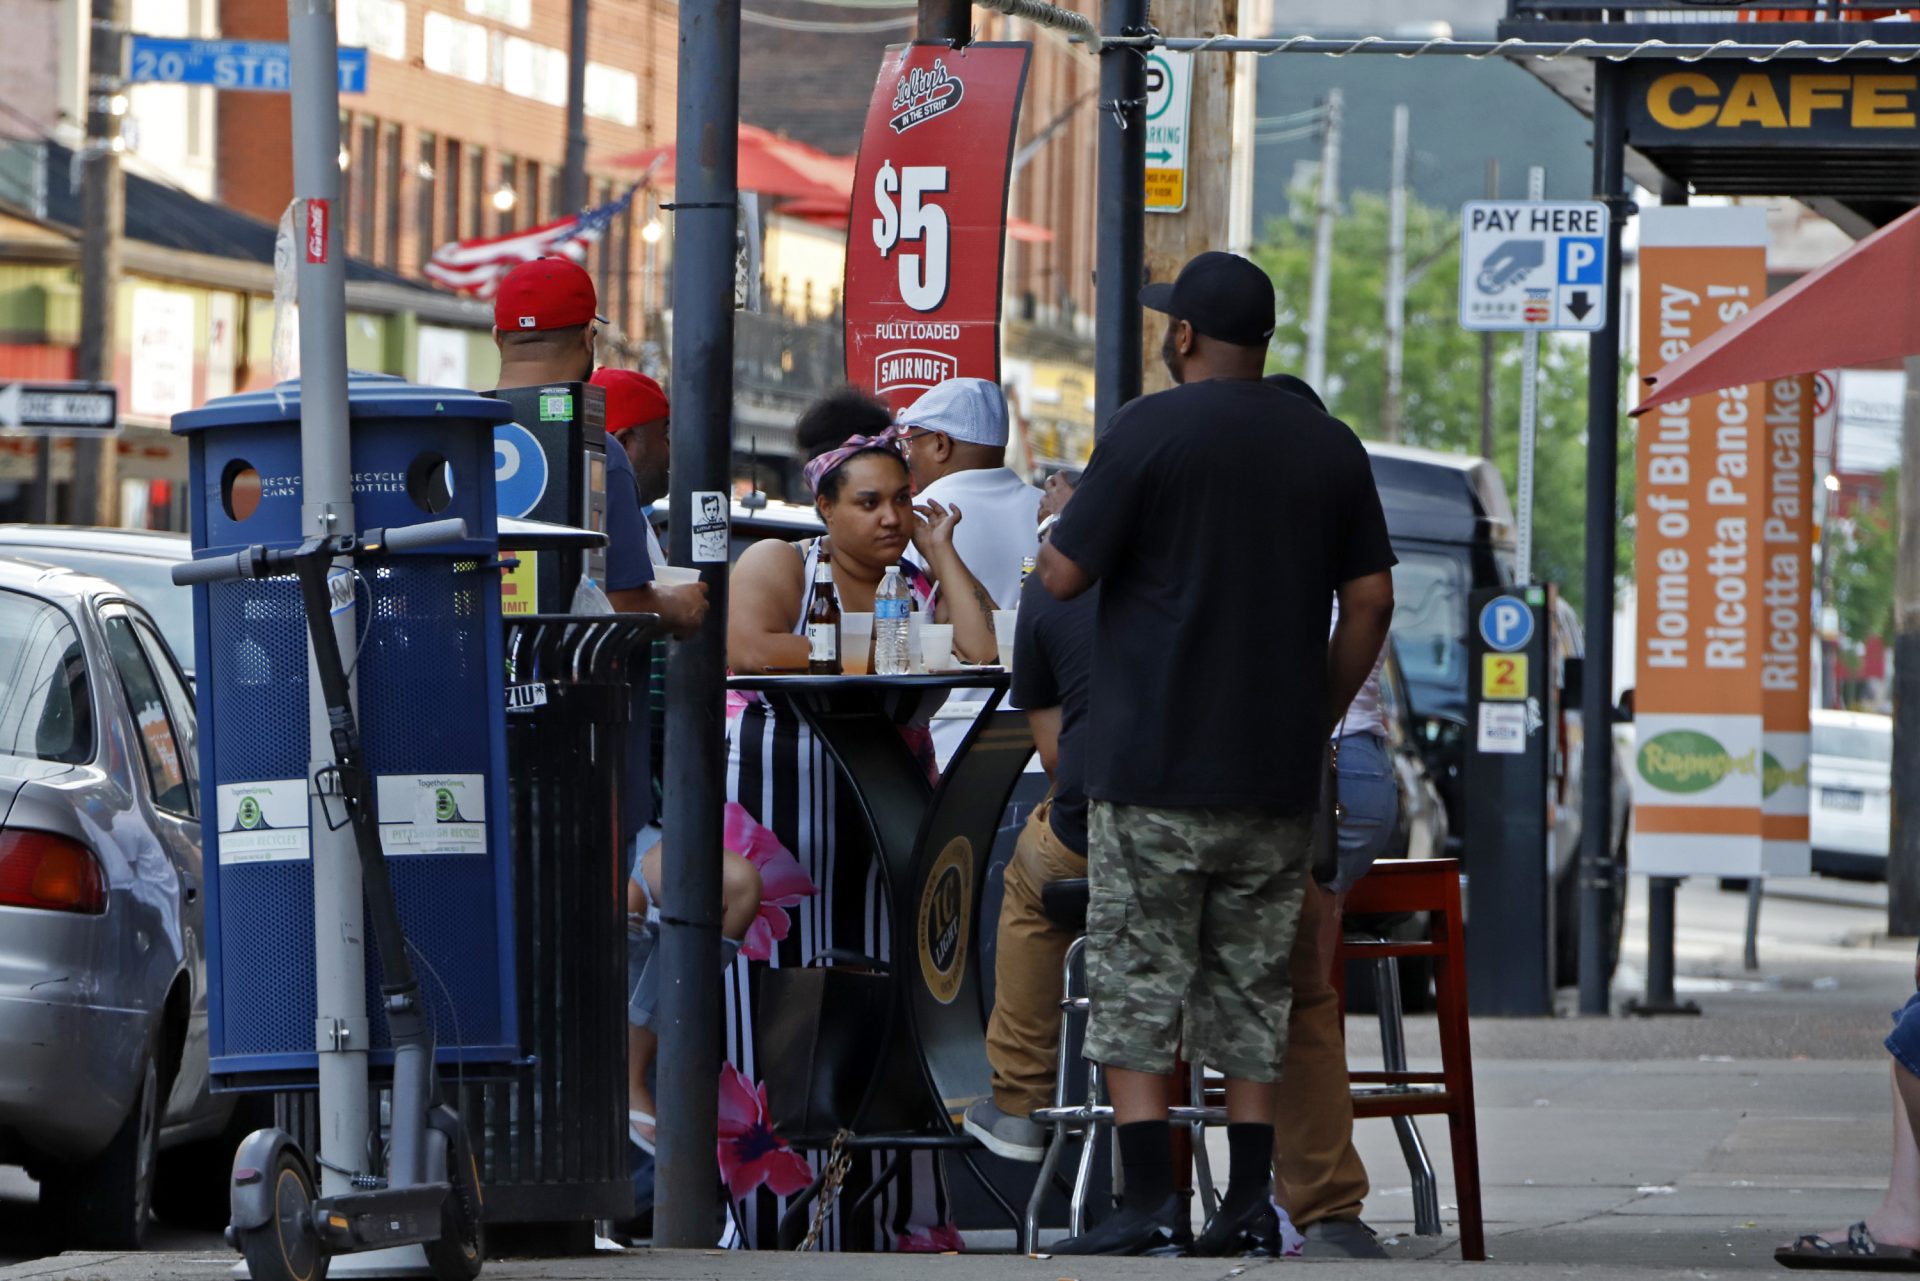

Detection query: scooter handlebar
xmin=171 ymin=550 xmax=253 ymax=587
xmin=372 ymin=517 xmax=470 ymax=553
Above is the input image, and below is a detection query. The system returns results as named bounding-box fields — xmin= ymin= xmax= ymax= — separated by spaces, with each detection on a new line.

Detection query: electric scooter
xmin=174 ymin=518 xmax=486 ymax=1281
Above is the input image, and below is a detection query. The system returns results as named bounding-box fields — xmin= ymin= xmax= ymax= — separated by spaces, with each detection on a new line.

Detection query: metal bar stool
xmin=1338 ymin=858 xmax=1485 ymax=1263
xmin=1022 ymin=877 xmax=1225 ymax=1255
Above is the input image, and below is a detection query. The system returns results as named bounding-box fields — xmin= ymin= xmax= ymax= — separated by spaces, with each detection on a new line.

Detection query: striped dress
xmin=722 ymin=540 xmax=949 ymax=1250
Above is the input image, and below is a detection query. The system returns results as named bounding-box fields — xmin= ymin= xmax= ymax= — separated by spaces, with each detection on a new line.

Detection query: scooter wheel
xmin=422 ymin=1146 xmax=484 ymax=1281
xmin=236 ymin=1149 xmax=327 ymax=1281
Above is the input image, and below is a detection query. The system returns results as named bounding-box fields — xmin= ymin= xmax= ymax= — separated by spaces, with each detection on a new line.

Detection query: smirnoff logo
xmin=889 ymin=59 xmax=964 ymax=133
xmin=874 ymin=348 xmax=957 ymax=394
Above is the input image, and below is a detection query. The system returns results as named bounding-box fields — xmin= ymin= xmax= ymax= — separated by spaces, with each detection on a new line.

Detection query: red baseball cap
xmin=493 ymin=257 xmax=604 ymax=332
xmin=592 ymin=368 xmax=670 ymax=432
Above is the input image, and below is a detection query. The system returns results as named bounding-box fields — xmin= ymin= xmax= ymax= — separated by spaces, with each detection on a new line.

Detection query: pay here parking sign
xmin=1458 ymin=200 xmax=1609 ymax=333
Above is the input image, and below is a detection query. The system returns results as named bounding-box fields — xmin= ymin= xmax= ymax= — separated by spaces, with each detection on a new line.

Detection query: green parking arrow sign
xmin=1144 ymin=50 xmax=1191 ymax=213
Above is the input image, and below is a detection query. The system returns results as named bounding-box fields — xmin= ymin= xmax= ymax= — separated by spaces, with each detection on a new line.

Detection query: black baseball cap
xmin=1139 ymin=251 xmax=1276 ymax=348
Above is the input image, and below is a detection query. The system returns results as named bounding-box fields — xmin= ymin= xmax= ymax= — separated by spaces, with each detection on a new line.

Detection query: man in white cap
xmin=899 ymin=377 xmax=1043 ymax=607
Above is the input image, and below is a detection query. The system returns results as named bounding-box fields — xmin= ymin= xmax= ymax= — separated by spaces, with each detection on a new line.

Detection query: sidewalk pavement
xmin=3 ymin=878 xmax=1907 ymax=1280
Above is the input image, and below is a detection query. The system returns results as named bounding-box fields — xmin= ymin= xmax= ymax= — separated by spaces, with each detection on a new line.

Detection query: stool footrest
xmin=1337 ymin=940 xmax=1447 ymax=960
xmin=1031 ymin=1105 xmax=1227 ymax=1127
xmin=1349 ymin=1070 xmax=1446 ymax=1085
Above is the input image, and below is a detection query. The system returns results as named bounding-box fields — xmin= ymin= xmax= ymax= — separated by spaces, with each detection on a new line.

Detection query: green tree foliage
xmin=1830 ymin=472 xmax=1897 ymax=658
xmin=1249 ymin=188 xmax=1636 ymax=617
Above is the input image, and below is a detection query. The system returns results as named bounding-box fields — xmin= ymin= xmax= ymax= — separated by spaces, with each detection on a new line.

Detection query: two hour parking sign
xmin=1458 ymin=199 xmax=1609 ymax=333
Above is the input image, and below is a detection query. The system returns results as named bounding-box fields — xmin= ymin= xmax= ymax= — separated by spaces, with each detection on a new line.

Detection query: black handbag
xmin=757 ymin=951 xmax=926 ymax=1140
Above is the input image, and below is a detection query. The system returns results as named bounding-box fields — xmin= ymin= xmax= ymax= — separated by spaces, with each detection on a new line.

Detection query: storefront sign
xmin=1628 ymin=66 xmax=1919 ymax=147
xmin=1632 ymin=207 xmax=1772 ymax=878
xmin=845 ymin=42 xmax=1031 ymax=410
xmin=1761 ymin=374 xmax=1813 ymax=878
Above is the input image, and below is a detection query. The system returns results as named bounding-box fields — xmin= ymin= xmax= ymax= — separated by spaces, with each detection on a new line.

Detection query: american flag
xmin=423 ymin=169 xmax=654 ymax=298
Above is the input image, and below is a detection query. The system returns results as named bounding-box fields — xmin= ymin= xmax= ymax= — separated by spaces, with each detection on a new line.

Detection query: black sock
xmin=1115 ymin=1120 xmax=1173 ymax=1213
xmin=1221 ymin=1123 xmax=1275 ymax=1218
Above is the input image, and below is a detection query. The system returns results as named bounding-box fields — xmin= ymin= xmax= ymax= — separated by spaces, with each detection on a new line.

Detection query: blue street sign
xmin=128 ymin=36 xmax=368 ymax=94
xmin=493 ymin=423 xmax=550 ymax=519
xmin=1479 ymin=594 xmax=1535 ymax=653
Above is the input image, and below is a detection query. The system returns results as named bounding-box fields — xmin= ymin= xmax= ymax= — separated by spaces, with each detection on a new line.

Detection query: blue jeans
xmin=1888 ymin=991 xmax=1920 ymax=1079
xmin=1331 ymin=732 xmax=1397 ymax=895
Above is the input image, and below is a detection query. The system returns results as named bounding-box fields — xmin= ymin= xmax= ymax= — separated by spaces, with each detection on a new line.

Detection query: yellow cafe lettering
xmin=1634 ymin=68 xmax=1918 ymax=136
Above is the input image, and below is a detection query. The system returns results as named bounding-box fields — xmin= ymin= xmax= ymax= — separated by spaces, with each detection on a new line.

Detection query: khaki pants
xmin=985 ymin=805 xmax=1368 ymax=1227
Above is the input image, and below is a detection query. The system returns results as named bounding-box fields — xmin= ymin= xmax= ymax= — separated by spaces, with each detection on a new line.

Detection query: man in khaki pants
xmin=969 ymin=473 xmax=1386 ymax=1259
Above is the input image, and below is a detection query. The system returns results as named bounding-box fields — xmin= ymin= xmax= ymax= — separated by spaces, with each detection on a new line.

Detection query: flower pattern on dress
xmin=723 ymin=801 xmax=818 ymax=961
xmin=716 ymin=1063 xmax=813 ymax=1200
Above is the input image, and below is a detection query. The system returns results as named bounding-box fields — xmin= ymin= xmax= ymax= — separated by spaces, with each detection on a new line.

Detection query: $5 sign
xmin=871 ymin=161 xmax=950 ymax=313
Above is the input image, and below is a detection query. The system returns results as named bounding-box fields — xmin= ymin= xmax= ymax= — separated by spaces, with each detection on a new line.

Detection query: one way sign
xmin=1458 ymin=199 xmax=1609 ymax=333
xmin=0 ymin=382 xmax=119 ymax=434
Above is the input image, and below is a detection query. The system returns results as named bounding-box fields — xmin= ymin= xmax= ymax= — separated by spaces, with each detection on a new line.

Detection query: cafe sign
xmin=1628 ymin=66 xmax=1919 ymax=147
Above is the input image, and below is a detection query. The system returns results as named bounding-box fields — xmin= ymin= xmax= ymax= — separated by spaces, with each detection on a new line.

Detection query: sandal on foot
xmin=1779 ymin=1222 xmax=1920 ymax=1270
xmin=628 ymin=1109 xmax=657 ymax=1155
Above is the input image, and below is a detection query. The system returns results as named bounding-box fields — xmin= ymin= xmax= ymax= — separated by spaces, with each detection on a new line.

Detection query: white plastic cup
xmin=651 ymin=564 xmax=701 ymax=587
xmin=921 ymin=622 xmax=955 ymax=673
xmin=992 ymin=609 xmax=1017 ymax=671
xmin=841 ymin=612 xmax=874 ymax=675
xmin=907 ymin=613 xmax=926 ymax=674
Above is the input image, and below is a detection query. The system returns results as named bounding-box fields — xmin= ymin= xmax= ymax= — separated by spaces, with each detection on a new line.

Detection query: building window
xmin=384 ymin=123 xmax=401 ymax=269
xmin=549 ymin=167 xmax=564 ymax=217
xmin=595 ymin=178 xmax=614 ymax=298
xmin=468 ymin=147 xmax=486 ymax=240
xmin=357 ymin=117 xmax=377 ymax=257
xmin=496 ymin=153 xmax=518 ymax=234
xmin=585 ymin=63 xmax=638 ymax=126
xmin=339 ymin=0 xmax=407 ymax=59
xmin=423 ymin=12 xmax=489 ymax=83
xmin=418 ymin=132 xmax=438 ymax=254
xmin=338 ymin=110 xmax=353 ymax=254
xmin=444 ymin=140 xmax=463 ymax=240
xmin=501 ymin=37 xmax=566 ymax=106
xmin=524 ymin=159 xmax=542 ymax=225
xmin=465 ymin=0 xmax=531 ymax=27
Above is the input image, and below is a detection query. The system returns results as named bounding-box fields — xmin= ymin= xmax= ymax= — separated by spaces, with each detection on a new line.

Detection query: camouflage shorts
xmin=1082 ymin=801 xmax=1311 ymax=1083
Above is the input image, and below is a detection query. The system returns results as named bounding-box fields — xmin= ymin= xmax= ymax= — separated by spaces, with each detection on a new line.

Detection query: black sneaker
xmin=1301 ymin=1215 xmax=1389 ymax=1259
xmin=1192 ymin=1199 xmax=1281 ymax=1258
xmin=1050 ymin=1195 xmax=1184 ymax=1256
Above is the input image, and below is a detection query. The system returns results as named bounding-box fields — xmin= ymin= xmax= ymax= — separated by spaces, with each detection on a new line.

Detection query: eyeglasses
xmin=898 ymin=428 xmax=940 ymax=449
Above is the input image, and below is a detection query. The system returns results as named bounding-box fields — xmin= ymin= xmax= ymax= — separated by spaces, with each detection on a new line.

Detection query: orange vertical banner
xmin=1760 ymin=374 xmax=1814 ymax=876
xmin=1632 ymin=207 xmax=1770 ymax=877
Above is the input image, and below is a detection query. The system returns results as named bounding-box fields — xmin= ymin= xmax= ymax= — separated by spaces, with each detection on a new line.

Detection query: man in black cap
xmin=1037 ymin=251 xmax=1397 ymax=1256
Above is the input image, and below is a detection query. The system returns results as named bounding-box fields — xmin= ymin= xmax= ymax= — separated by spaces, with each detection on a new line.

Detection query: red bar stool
xmin=1339 ymin=858 xmax=1485 ymax=1262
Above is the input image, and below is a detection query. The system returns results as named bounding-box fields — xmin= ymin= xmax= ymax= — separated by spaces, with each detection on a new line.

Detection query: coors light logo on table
xmin=845 ymin=42 xmax=1031 ymax=412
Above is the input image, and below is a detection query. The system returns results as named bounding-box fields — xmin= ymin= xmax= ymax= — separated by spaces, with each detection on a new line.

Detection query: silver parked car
xmin=0 ymin=557 xmax=256 ymax=1249
xmin=1810 ymin=708 xmax=1891 ymax=882
xmin=0 ymin=527 xmax=194 ymax=680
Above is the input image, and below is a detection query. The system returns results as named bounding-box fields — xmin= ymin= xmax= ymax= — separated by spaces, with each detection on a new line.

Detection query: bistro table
xmin=726 ymin=672 xmax=1035 ymax=1245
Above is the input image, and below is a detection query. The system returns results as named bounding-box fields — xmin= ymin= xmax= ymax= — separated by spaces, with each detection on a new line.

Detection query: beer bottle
xmin=806 ymin=557 xmax=842 ymax=675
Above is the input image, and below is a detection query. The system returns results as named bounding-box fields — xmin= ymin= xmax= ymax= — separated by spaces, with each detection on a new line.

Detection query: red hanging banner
xmin=844 ymin=42 xmax=1031 ymax=411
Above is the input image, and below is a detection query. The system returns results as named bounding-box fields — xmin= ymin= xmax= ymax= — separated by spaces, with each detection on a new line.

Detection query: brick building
xmin=215 ymin=0 xmax=679 ymax=344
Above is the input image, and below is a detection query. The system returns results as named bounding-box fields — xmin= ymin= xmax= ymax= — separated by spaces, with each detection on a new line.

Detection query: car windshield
xmin=0 ymin=589 xmax=93 ymax=765
xmin=1389 ymin=550 xmax=1469 ymax=690
xmin=1813 ymin=721 xmax=1892 ymax=765
xmin=0 ymin=549 xmax=194 ymax=672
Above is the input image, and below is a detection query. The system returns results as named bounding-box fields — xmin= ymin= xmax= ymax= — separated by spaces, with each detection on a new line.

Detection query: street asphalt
xmin=1 ymin=875 xmax=1909 ymax=1278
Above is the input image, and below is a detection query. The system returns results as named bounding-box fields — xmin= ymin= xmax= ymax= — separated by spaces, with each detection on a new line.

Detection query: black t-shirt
xmin=1048 ymin=377 xmax=1397 ymax=813
xmin=1012 ymin=573 xmax=1096 ymax=856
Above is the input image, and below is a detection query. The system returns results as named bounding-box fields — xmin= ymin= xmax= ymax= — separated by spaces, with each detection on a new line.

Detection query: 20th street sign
xmin=0 ymin=382 xmax=118 ymax=435
xmin=128 ymin=36 xmax=369 ymax=94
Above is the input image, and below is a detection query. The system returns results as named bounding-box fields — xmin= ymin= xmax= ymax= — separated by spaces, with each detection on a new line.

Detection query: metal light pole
xmin=1303 ymin=87 xmax=1340 ymax=393
xmin=655 ymin=0 xmax=740 ymax=1247
xmin=560 ymin=0 xmax=589 ymax=212
xmin=1094 ymin=0 xmax=1147 ymax=436
xmin=72 ymin=0 xmax=126 ymax=526
xmin=1382 ymin=103 xmax=1408 ymax=444
xmin=1577 ymin=62 xmax=1627 ymax=1017
xmin=1515 ymin=165 xmax=1544 ymax=583
xmin=287 ymin=0 xmax=377 ymax=1213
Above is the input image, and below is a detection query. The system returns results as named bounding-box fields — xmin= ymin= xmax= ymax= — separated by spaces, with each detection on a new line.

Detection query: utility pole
xmin=1141 ymin=0 xmax=1238 ymax=395
xmin=1303 ymin=87 xmax=1340 ymax=394
xmin=1094 ymin=0 xmax=1147 ymax=434
xmin=1224 ymin=0 xmax=1259 ymax=257
xmin=1892 ymin=361 xmax=1920 ymax=935
xmin=560 ymin=0 xmax=589 ymax=211
xmin=1381 ymin=103 xmax=1408 ymax=442
xmin=73 ymin=0 xmax=125 ymax=527
xmin=655 ymin=0 xmax=742 ymax=1247
xmin=1479 ymin=158 xmax=1497 ymax=462
xmin=1515 ymin=165 xmax=1544 ymax=582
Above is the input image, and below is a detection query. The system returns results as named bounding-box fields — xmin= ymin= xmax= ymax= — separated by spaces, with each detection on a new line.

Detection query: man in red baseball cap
xmin=492 ymin=256 xmax=607 ymax=388
xmin=591 ymin=367 xmax=707 ymax=638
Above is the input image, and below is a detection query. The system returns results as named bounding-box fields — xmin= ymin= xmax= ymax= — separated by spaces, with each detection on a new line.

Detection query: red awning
xmin=1633 ymin=201 xmax=1920 ymax=415
xmin=774 ymin=195 xmax=1052 ymax=244
xmin=607 ymin=125 xmax=857 ymax=206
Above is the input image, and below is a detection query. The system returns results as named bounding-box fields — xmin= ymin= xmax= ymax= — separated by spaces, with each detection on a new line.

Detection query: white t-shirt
xmin=1331 ymin=595 xmax=1389 ymax=739
xmin=903 ymin=466 xmax=1044 ymax=610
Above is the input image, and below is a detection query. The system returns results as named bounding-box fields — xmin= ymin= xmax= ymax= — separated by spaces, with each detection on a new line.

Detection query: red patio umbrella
xmin=1633 ymin=201 xmax=1920 ymax=415
xmin=606 ymin=125 xmax=856 ymax=206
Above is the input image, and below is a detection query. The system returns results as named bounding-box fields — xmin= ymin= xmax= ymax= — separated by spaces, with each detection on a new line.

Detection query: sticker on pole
xmin=691 ymin=491 xmax=730 ymax=564
xmin=305 ymin=198 xmax=329 ymax=264
xmin=1458 ymin=200 xmax=1607 ymax=333
xmin=1479 ymin=595 xmax=1535 ymax=653
xmin=1143 ymin=50 xmax=1192 ymax=213
xmin=216 ymin=780 xmax=311 ymax=865
xmin=1477 ymin=704 xmax=1527 ymax=755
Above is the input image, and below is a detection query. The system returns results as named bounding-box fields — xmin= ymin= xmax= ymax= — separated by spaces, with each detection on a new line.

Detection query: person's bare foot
xmin=1787 ymin=1216 xmax=1920 ymax=1253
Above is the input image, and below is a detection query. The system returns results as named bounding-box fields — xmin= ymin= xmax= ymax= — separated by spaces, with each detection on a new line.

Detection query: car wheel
xmin=154 ymin=1095 xmax=277 ymax=1230
xmin=45 ymin=1052 xmax=160 ymax=1250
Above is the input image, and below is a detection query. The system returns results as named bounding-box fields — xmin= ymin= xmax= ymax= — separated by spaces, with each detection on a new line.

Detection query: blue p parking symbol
xmin=1559 ymin=237 xmax=1603 ymax=285
xmin=1479 ymin=596 xmax=1534 ymax=653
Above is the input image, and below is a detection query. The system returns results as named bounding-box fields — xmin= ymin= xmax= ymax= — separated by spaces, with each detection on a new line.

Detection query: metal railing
xmin=733 ymin=306 xmax=845 ymax=403
xmin=1508 ymin=1 xmax=1919 ymax=21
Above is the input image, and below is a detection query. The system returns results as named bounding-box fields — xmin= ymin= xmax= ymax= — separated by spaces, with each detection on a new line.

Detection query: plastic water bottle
xmin=873 ymin=565 xmax=912 ymax=676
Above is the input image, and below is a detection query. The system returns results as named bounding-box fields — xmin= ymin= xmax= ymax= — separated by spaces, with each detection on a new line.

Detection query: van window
xmin=1812 ymin=721 xmax=1892 ymax=765
xmin=1390 ymin=551 xmax=1469 ymax=689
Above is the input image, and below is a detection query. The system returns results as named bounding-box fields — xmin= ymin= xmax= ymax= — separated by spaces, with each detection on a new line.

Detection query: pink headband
xmin=803 ymin=429 xmax=903 ymax=496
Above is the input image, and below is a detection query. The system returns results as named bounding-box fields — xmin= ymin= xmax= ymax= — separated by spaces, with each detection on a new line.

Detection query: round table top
xmin=727 ymin=671 xmax=1008 ymax=693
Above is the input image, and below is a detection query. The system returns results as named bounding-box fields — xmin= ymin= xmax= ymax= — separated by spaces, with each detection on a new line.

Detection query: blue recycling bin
xmin=173 ymin=373 xmax=518 ymax=1086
